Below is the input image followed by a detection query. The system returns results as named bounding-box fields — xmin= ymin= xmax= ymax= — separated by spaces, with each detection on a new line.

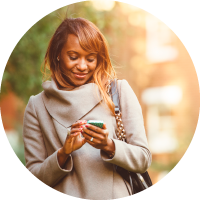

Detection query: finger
xmin=71 ymin=120 xmax=87 ymax=128
xmin=85 ymin=139 xmax=95 ymax=146
xmin=82 ymin=131 xmax=103 ymax=145
xmin=85 ymin=124 xmax=104 ymax=134
xmin=81 ymin=137 xmax=86 ymax=145
xmin=84 ymin=134 xmax=96 ymax=146
xmin=70 ymin=127 xmax=83 ymax=134
xmin=82 ymin=131 xmax=93 ymax=141
xmin=66 ymin=132 xmax=79 ymax=142
xmin=82 ymin=127 xmax=102 ymax=139
xmin=70 ymin=132 xmax=80 ymax=137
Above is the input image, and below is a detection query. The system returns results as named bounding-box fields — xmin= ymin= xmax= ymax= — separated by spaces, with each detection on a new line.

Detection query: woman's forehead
xmin=62 ymin=34 xmax=97 ymax=55
xmin=65 ymin=34 xmax=80 ymax=48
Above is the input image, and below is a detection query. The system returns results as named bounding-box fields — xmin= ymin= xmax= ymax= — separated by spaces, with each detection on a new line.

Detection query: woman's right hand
xmin=63 ymin=120 xmax=87 ymax=154
xmin=57 ymin=120 xmax=87 ymax=168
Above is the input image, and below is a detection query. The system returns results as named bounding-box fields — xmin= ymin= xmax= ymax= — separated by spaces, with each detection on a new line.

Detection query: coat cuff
xmin=100 ymin=139 xmax=121 ymax=163
xmin=52 ymin=149 xmax=73 ymax=174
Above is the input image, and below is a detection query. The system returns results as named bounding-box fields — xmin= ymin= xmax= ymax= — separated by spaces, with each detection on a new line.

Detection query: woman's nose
xmin=77 ymin=58 xmax=87 ymax=71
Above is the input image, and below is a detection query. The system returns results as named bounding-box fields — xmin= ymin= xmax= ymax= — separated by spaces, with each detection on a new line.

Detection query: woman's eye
xmin=69 ymin=57 xmax=78 ymax=60
xmin=87 ymin=58 xmax=95 ymax=62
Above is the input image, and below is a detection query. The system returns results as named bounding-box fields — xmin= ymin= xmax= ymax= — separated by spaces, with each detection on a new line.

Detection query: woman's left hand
xmin=82 ymin=123 xmax=115 ymax=155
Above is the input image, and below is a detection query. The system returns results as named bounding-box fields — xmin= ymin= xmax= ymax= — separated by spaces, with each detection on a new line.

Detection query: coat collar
xmin=41 ymin=79 xmax=103 ymax=128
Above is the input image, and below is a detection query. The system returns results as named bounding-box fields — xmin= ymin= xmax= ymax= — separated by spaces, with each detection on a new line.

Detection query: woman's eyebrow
xmin=67 ymin=50 xmax=78 ymax=54
xmin=67 ymin=51 xmax=97 ymax=56
xmin=88 ymin=53 xmax=97 ymax=56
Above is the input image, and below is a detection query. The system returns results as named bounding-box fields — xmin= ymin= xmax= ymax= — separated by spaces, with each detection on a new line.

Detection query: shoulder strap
xmin=110 ymin=79 xmax=152 ymax=192
xmin=110 ymin=79 xmax=126 ymax=141
xmin=110 ymin=79 xmax=120 ymax=113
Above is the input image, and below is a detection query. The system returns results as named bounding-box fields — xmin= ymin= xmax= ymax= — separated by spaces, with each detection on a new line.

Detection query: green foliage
xmin=150 ymin=160 xmax=177 ymax=172
xmin=1 ymin=1 xmax=134 ymax=104
xmin=7 ymin=125 xmax=26 ymax=165
xmin=1 ymin=8 xmax=63 ymax=103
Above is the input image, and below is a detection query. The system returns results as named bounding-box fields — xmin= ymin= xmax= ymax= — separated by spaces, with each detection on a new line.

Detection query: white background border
xmin=0 ymin=0 xmax=200 ymax=199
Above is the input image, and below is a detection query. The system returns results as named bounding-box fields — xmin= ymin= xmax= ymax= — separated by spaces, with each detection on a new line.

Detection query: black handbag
xmin=108 ymin=79 xmax=152 ymax=195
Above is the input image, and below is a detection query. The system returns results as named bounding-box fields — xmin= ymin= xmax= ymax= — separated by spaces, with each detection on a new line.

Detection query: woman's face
xmin=59 ymin=34 xmax=98 ymax=87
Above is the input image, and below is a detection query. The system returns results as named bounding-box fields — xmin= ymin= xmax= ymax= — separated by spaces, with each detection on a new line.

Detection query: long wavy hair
xmin=41 ymin=17 xmax=117 ymax=114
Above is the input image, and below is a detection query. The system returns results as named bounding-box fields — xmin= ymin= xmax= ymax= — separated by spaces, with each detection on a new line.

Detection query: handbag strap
xmin=109 ymin=79 xmax=126 ymax=141
xmin=110 ymin=79 xmax=120 ymax=113
xmin=109 ymin=79 xmax=150 ymax=190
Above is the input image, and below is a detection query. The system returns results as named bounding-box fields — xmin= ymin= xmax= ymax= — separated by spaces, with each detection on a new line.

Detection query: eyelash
xmin=87 ymin=59 xmax=95 ymax=62
xmin=69 ymin=57 xmax=78 ymax=61
xmin=69 ymin=57 xmax=95 ymax=62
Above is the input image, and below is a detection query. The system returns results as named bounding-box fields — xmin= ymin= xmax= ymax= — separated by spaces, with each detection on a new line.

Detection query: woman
xmin=23 ymin=17 xmax=151 ymax=200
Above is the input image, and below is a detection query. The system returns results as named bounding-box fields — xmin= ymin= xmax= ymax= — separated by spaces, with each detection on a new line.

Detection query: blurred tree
xmin=1 ymin=7 xmax=63 ymax=103
xmin=1 ymin=1 xmax=136 ymax=104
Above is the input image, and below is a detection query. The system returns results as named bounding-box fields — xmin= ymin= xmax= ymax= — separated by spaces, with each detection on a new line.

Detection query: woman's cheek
xmin=91 ymin=62 xmax=97 ymax=70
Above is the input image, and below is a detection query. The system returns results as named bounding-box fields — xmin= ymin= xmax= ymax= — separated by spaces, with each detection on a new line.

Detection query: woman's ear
xmin=57 ymin=56 xmax=60 ymax=61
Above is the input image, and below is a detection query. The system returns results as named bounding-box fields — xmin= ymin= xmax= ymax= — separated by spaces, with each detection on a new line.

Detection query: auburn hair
xmin=41 ymin=17 xmax=117 ymax=114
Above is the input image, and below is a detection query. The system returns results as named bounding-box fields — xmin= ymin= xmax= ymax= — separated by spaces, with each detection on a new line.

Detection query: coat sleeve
xmin=23 ymin=96 xmax=73 ymax=187
xmin=101 ymin=79 xmax=152 ymax=173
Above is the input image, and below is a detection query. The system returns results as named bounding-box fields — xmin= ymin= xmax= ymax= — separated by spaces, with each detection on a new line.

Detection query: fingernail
xmin=85 ymin=124 xmax=89 ymax=127
xmin=79 ymin=128 xmax=82 ymax=131
xmin=81 ymin=126 xmax=83 ymax=128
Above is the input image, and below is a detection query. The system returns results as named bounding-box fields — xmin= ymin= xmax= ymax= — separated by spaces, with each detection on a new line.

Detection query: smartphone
xmin=87 ymin=120 xmax=104 ymax=128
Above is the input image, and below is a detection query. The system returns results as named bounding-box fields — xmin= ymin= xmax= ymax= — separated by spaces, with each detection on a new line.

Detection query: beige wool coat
xmin=23 ymin=79 xmax=152 ymax=200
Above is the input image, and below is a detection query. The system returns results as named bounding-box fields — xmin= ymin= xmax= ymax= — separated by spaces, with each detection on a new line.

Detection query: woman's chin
xmin=69 ymin=79 xmax=89 ymax=87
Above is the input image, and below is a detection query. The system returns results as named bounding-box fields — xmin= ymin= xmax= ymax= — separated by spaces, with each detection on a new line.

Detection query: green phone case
xmin=87 ymin=120 xmax=104 ymax=128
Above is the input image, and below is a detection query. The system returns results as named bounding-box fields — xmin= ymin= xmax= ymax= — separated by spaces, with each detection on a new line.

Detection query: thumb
xmin=102 ymin=123 xmax=107 ymax=129
xmin=82 ymin=137 xmax=86 ymax=145
xmin=67 ymin=132 xmax=79 ymax=142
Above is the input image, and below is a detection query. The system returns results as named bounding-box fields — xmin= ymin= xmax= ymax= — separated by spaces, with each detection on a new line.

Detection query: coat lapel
xmin=41 ymin=79 xmax=103 ymax=129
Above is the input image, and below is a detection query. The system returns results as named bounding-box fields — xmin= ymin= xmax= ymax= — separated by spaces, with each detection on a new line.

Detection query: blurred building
xmin=115 ymin=3 xmax=200 ymax=183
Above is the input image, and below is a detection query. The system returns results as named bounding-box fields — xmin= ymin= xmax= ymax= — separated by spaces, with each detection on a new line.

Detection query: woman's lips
xmin=73 ymin=73 xmax=88 ymax=79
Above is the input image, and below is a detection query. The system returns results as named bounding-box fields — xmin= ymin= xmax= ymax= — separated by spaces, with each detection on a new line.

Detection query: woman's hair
xmin=42 ymin=17 xmax=117 ymax=114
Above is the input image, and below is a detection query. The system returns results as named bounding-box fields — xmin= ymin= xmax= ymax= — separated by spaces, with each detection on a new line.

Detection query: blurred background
xmin=0 ymin=1 xmax=199 ymax=184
